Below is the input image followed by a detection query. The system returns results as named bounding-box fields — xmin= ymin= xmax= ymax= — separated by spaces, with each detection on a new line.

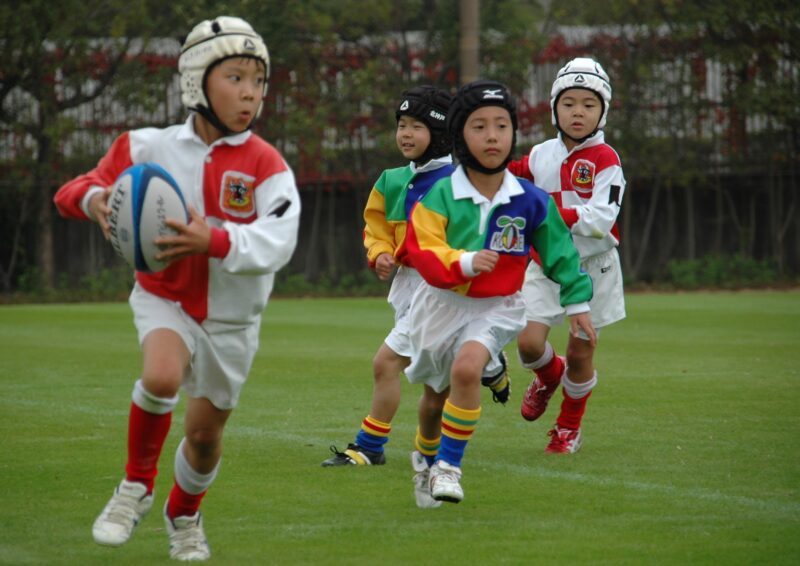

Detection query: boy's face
xmin=205 ymin=57 xmax=267 ymax=134
xmin=556 ymin=88 xmax=602 ymax=140
xmin=396 ymin=116 xmax=431 ymax=161
xmin=463 ymin=106 xmax=513 ymax=171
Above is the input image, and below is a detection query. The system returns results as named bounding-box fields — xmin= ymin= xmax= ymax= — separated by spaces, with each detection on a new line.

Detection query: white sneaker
xmin=165 ymin=505 xmax=211 ymax=561
xmin=411 ymin=451 xmax=442 ymax=509
xmin=92 ymin=479 xmax=154 ymax=546
xmin=428 ymin=460 xmax=463 ymax=503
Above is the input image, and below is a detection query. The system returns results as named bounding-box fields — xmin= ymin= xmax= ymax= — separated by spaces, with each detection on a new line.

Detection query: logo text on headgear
xmin=482 ymin=89 xmax=504 ymax=100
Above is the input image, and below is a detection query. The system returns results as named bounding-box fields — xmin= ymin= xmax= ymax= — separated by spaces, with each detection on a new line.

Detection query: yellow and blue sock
xmin=437 ymin=400 xmax=481 ymax=468
xmin=414 ymin=428 xmax=441 ymax=467
xmin=354 ymin=415 xmax=391 ymax=453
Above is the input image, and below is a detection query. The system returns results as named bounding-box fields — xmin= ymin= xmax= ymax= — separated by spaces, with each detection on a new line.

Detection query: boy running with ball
xmin=54 ymin=16 xmax=300 ymax=560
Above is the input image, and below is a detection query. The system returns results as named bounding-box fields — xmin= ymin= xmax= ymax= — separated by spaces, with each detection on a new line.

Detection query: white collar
xmin=410 ymin=155 xmax=453 ymax=174
xmin=450 ymin=165 xmax=524 ymax=204
xmin=177 ymin=113 xmax=252 ymax=147
xmin=558 ymin=129 xmax=605 ymax=154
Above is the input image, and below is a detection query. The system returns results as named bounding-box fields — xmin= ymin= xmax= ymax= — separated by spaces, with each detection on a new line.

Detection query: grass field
xmin=1 ymin=291 xmax=799 ymax=565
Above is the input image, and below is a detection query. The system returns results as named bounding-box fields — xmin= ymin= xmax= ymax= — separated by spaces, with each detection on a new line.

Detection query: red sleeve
xmin=559 ymin=207 xmax=579 ymax=227
xmin=208 ymin=227 xmax=231 ymax=258
xmin=53 ymin=133 xmax=133 ymax=220
xmin=507 ymin=155 xmax=533 ymax=180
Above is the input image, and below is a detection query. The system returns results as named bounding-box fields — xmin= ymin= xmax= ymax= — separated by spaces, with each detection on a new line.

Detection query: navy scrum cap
xmin=448 ymin=80 xmax=517 ymax=174
xmin=446 ymin=80 xmax=518 ymax=136
xmin=395 ymin=85 xmax=451 ymax=131
xmin=396 ymin=85 xmax=453 ymax=162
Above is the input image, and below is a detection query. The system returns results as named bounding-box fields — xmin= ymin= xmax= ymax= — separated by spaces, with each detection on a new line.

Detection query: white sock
xmin=519 ymin=341 xmax=554 ymax=371
xmin=132 ymin=379 xmax=178 ymax=414
xmin=174 ymin=437 xmax=220 ymax=495
xmin=561 ymin=371 xmax=597 ymax=400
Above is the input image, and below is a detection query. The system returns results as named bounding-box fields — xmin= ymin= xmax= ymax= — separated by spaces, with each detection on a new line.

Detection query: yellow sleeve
xmin=363 ymin=188 xmax=397 ymax=265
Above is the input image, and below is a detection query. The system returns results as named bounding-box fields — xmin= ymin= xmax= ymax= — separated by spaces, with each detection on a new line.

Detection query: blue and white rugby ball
xmin=107 ymin=162 xmax=189 ymax=273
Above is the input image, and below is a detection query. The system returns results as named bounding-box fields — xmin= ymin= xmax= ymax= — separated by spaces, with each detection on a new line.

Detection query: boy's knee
xmin=372 ymin=347 xmax=408 ymax=380
xmin=450 ymin=361 xmax=481 ymax=388
xmin=566 ymin=341 xmax=594 ymax=369
xmin=517 ymin=336 xmax=545 ymax=361
xmin=185 ymin=428 xmax=222 ymax=457
xmin=140 ymin=367 xmax=182 ymax=399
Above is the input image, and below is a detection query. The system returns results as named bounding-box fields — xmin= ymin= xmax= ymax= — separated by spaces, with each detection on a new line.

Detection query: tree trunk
xmin=631 ymin=177 xmax=662 ymax=279
xmin=458 ymin=0 xmax=480 ymax=85
xmin=36 ymin=133 xmax=55 ymax=289
xmin=685 ymin=185 xmax=696 ymax=261
xmin=711 ymin=171 xmax=724 ymax=255
xmin=305 ymin=184 xmax=323 ymax=280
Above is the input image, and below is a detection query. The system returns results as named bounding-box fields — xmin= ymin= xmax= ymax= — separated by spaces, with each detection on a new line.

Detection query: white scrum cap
xmin=550 ymin=57 xmax=612 ymax=129
xmin=179 ymin=16 xmax=270 ymax=118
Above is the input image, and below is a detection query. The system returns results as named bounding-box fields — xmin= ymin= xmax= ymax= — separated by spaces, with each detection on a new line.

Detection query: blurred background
xmin=1 ymin=0 xmax=798 ymax=301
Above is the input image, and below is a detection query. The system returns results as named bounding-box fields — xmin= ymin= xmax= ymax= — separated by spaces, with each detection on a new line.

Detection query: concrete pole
xmin=459 ymin=0 xmax=480 ymax=85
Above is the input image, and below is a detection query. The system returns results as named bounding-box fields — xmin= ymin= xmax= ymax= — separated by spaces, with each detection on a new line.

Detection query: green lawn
xmin=1 ymin=291 xmax=798 ymax=565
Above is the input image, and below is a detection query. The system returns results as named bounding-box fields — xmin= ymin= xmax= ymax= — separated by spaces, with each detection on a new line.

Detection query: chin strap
xmin=453 ymin=131 xmax=515 ymax=175
xmin=556 ymin=119 xmax=601 ymax=145
xmin=560 ymin=130 xmax=599 ymax=145
xmin=193 ymin=105 xmax=252 ymax=137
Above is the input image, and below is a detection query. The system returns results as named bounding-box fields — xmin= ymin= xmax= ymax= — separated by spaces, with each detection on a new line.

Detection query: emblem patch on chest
xmin=490 ymin=215 xmax=526 ymax=252
xmin=220 ymin=171 xmax=256 ymax=217
xmin=571 ymin=159 xmax=595 ymax=193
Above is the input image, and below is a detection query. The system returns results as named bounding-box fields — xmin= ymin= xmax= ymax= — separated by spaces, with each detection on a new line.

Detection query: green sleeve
xmin=531 ymin=199 xmax=594 ymax=306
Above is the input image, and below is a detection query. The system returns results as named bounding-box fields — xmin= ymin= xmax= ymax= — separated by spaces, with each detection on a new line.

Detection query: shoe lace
xmin=547 ymin=427 xmax=571 ymax=449
xmin=526 ymin=379 xmax=551 ymax=407
xmin=171 ymin=518 xmax=207 ymax=552
xmin=490 ymin=387 xmax=509 ymax=404
xmin=432 ymin=463 xmax=461 ymax=485
xmin=413 ymin=469 xmax=430 ymax=489
xmin=104 ymin=492 xmax=141 ymax=526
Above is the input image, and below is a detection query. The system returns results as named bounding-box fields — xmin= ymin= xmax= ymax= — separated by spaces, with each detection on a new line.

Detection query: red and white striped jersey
xmin=508 ymin=131 xmax=625 ymax=260
xmin=54 ymin=115 xmax=301 ymax=326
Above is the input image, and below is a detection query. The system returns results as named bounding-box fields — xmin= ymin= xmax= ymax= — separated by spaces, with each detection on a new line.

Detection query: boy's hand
xmin=154 ymin=205 xmax=211 ymax=263
xmin=374 ymin=253 xmax=396 ymax=281
xmin=88 ymin=188 xmax=112 ymax=240
xmin=472 ymin=250 xmax=499 ymax=273
xmin=569 ymin=312 xmax=597 ymax=347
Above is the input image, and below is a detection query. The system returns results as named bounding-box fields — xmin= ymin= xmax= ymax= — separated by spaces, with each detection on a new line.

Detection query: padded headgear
xmin=179 ymin=16 xmax=270 ymax=132
xmin=447 ymin=80 xmax=517 ymax=175
xmin=395 ymin=85 xmax=453 ymax=164
xmin=550 ymin=57 xmax=612 ymax=138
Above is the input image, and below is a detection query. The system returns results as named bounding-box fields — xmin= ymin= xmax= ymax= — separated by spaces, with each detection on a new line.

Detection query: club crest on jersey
xmin=571 ymin=159 xmax=595 ymax=193
xmin=221 ymin=171 xmax=256 ymax=217
xmin=490 ymin=215 xmax=526 ymax=252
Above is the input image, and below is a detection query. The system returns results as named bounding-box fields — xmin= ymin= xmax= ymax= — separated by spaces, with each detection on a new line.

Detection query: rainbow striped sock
xmin=437 ymin=400 xmax=481 ymax=468
xmin=354 ymin=415 xmax=391 ymax=453
xmin=414 ymin=428 xmax=441 ymax=467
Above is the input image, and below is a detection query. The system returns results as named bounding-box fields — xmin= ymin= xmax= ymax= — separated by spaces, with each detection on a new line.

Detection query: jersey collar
xmin=451 ymin=165 xmax=524 ymax=204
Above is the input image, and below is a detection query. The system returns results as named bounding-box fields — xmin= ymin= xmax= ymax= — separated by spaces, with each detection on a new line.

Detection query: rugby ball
xmin=107 ymin=162 xmax=189 ymax=273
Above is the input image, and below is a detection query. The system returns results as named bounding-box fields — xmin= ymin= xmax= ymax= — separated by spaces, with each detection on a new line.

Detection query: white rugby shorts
xmin=383 ymin=266 xmax=424 ymax=358
xmin=523 ymin=247 xmax=626 ymax=332
xmin=405 ymin=285 xmax=526 ymax=393
xmin=129 ymin=283 xmax=260 ymax=410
